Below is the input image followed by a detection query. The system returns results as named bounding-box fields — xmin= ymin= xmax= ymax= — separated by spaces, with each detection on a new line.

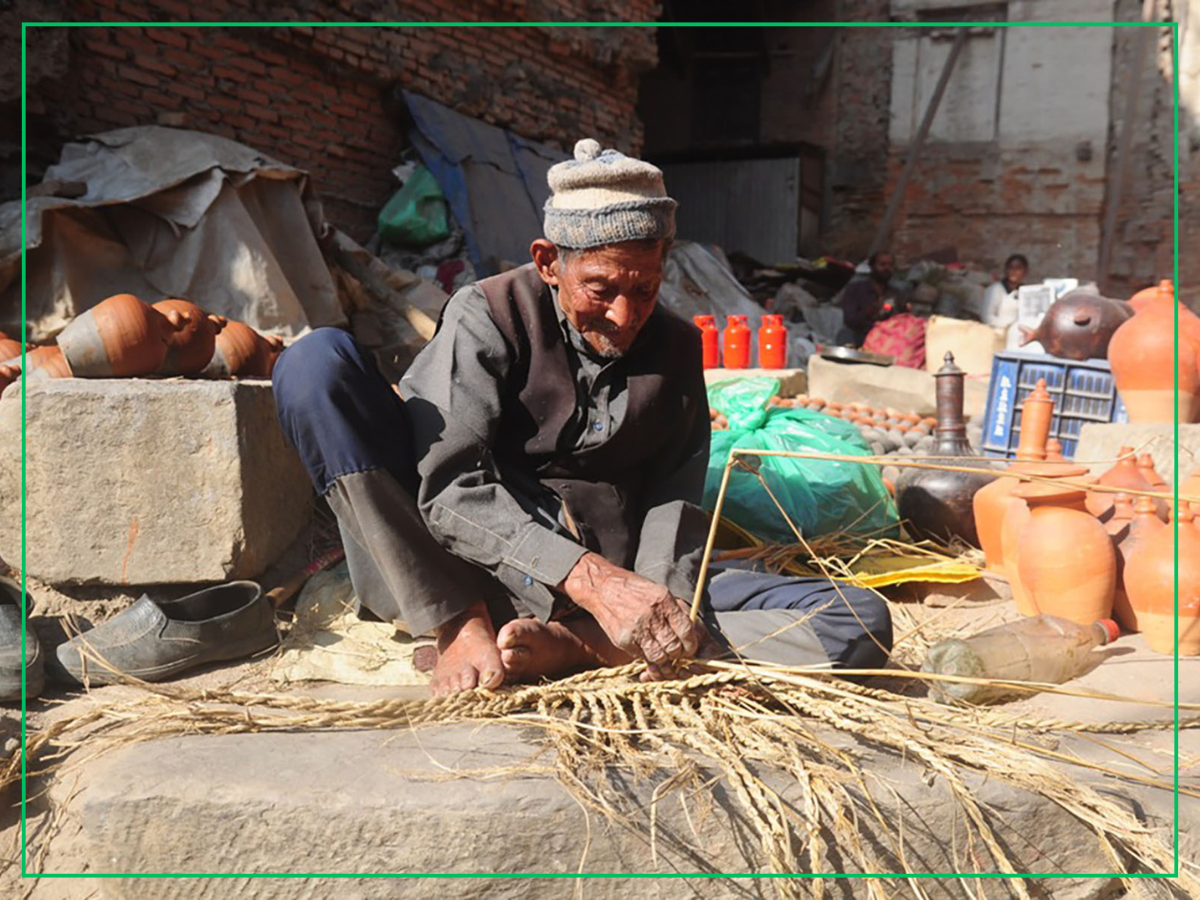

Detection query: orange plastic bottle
xmin=693 ymin=314 xmax=720 ymax=369
xmin=723 ymin=315 xmax=751 ymax=369
xmin=758 ymin=314 xmax=787 ymax=369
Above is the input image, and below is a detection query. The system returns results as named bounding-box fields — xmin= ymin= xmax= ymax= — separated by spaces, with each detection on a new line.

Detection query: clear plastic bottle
xmin=921 ymin=615 xmax=1119 ymax=704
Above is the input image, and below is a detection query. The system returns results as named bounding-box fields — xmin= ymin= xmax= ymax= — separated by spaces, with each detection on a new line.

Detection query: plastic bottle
xmin=693 ymin=314 xmax=720 ymax=369
xmin=921 ymin=615 xmax=1119 ymax=704
xmin=723 ymin=315 xmax=751 ymax=369
xmin=758 ymin=314 xmax=787 ymax=369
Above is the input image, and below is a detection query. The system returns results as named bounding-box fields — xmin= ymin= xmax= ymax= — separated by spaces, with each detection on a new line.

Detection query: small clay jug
xmin=1124 ymin=505 xmax=1200 ymax=655
xmin=1112 ymin=496 xmax=1165 ymax=633
xmin=153 ymin=299 xmax=224 ymax=376
xmin=998 ymin=465 xmax=1091 ymax=615
xmin=20 ymin=345 xmax=72 ymax=380
xmin=1108 ymin=280 xmax=1200 ymax=423
xmin=0 ymin=363 xmax=19 ymax=396
xmin=895 ymin=352 xmax=995 ymax=546
xmin=1013 ymin=482 xmax=1116 ymax=626
xmin=1085 ymin=446 xmax=1154 ymax=521
xmin=202 ymin=321 xmax=281 ymax=378
xmin=57 ymin=293 xmax=172 ymax=377
xmin=973 ymin=378 xmax=1055 ymax=572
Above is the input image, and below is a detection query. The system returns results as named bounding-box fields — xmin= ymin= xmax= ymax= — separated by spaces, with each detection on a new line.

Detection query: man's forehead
xmin=567 ymin=245 xmax=665 ymax=278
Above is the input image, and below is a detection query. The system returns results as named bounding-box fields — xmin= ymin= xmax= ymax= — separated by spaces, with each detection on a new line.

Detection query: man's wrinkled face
xmin=870 ymin=254 xmax=895 ymax=284
xmin=549 ymin=240 xmax=666 ymax=358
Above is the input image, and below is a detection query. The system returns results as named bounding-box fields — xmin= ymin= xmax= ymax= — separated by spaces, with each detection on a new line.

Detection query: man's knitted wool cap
xmin=544 ymin=138 xmax=677 ymax=250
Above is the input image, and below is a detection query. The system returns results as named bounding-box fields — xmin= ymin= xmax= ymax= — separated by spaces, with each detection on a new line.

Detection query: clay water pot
xmin=974 ymin=379 xmax=1056 ymax=572
xmin=1013 ymin=482 xmax=1116 ymax=626
xmin=0 ymin=363 xmax=19 ymax=396
xmin=1108 ymin=280 xmax=1200 ymax=423
xmin=1112 ymin=496 xmax=1165 ymax=633
xmin=1019 ymin=288 xmax=1134 ymax=361
xmin=997 ymin=464 xmax=1090 ymax=613
xmin=57 ymin=293 xmax=171 ymax=377
xmin=202 ymin=321 xmax=282 ymax=378
xmin=0 ymin=338 xmax=22 ymax=362
xmin=20 ymin=345 xmax=72 ymax=380
xmin=1045 ymin=439 xmax=1065 ymax=462
xmin=1128 ymin=284 xmax=1158 ymax=313
xmin=1136 ymin=454 xmax=1168 ymax=490
xmin=1182 ymin=465 xmax=1200 ymax=506
xmin=1124 ymin=505 xmax=1200 ymax=654
xmin=1085 ymin=446 xmax=1154 ymax=521
xmin=153 ymin=299 xmax=224 ymax=376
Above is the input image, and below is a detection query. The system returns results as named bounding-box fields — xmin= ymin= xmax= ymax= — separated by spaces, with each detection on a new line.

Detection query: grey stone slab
xmin=0 ymin=378 xmax=312 ymax=584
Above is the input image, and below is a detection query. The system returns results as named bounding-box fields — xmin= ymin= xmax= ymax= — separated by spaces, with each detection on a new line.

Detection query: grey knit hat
xmin=543 ymin=138 xmax=677 ymax=249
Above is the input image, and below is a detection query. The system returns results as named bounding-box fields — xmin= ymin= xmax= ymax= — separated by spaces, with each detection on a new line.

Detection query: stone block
xmin=1075 ymin=422 xmax=1200 ymax=489
xmin=0 ymin=378 xmax=312 ymax=584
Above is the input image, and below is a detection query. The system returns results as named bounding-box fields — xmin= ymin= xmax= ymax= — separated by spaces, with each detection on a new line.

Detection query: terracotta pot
xmin=1112 ymin=496 xmax=1165 ymax=633
xmin=20 ymin=345 xmax=72 ymax=380
xmin=1013 ymin=482 xmax=1116 ymax=626
xmin=974 ymin=379 xmax=1057 ymax=572
xmin=1124 ymin=505 xmax=1200 ymax=654
xmin=1183 ymin=465 xmax=1200 ymax=506
xmin=57 ymin=293 xmax=171 ymax=377
xmin=202 ymin=320 xmax=280 ymax=378
xmin=0 ymin=338 xmax=22 ymax=362
xmin=0 ymin=363 xmax=19 ymax=396
xmin=1128 ymin=285 xmax=1158 ymax=313
xmin=1108 ymin=280 xmax=1200 ymax=422
xmin=153 ymin=299 xmax=224 ymax=376
xmin=996 ymin=464 xmax=1090 ymax=610
xmin=1085 ymin=446 xmax=1154 ymax=521
xmin=1045 ymin=439 xmax=1065 ymax=462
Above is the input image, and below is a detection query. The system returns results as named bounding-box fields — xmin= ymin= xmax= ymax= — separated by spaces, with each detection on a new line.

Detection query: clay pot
xmin=1108 ymin=280 xmax=1200 ymax=422
xmin=1128 ymin=285 xmax=1158 ymax=313
xmin=202 ymin=321 xmax=282 ymax=378
xmin=995 ymin=464 xmax=1090 ymax=610
xmin=1111 ymin=496 xmax=1165 ymax=633
xmin=1020 ymin=288 xmax=1134 ymax=361
xmin=153 ymin=299 xmax=224 ymax=376
xmin=20 ymin=345 xmax=72 ymax=380
xmin=1182 ymin=465 xmax=1200 ymax=506
xmin=1085 ymin=446 xmax=1154 ymax=521
xmin=57 ymin=293 xmax=171 ymax=377
xmin=1045 ymin=439 xmax=1065 ymax=462
xmin=1014 ymin=378 xmax=1054 ymax=463
xmin=1124 ymin=505 xmax=1200 ymax=654
xmin=1012 ymin=482 xmax=1116 ymax=625
xmin=0 ymin=363 xmax=19 ymax=396
xmin=0 ymin=338 xmax=22 ymax=362
xmin=1136 ymin=454 xmax=1168 ymax=490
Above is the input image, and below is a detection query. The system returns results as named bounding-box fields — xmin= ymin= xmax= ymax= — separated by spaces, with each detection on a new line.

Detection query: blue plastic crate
xmin=980 ymin=350 xmax=1128 ymax=460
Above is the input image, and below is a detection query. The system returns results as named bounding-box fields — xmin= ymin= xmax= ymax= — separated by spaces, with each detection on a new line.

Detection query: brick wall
xmin=10 ymin=0 xmax=660 ymax=241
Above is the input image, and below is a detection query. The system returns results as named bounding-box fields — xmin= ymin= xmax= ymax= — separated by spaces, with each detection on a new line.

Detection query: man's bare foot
xmin=496 ymin=616 xmax=630 ymax=683
xmin=431 ymin=602 xmax=504 ymax=697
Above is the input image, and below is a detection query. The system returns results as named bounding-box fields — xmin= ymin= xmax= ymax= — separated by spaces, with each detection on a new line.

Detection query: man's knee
xmin=824 ymin=584 xmax=892 ymax=670
xmin=272 ymin=328 xmax=361 ymax=411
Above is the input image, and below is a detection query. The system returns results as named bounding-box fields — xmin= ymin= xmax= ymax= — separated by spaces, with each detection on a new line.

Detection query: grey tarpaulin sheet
xmin=0 ymin=126 xmax=346 ymax=341
xmin=402 ymin=92 xmax=567 ymax=275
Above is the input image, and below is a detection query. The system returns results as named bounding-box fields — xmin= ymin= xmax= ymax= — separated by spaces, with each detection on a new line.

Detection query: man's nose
xmin=605 ymin=296 xmax=637 ymax=330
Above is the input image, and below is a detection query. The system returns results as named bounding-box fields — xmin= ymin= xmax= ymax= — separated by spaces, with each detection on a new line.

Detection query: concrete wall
xmin=5 ymin=0 xmax=660 ymax=242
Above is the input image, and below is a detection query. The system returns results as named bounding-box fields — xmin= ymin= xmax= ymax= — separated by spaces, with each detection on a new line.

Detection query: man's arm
xmin=842 ymin=279 xmax=881 ymax=331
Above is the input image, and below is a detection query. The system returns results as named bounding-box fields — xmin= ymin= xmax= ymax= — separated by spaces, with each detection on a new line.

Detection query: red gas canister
xmin=758 ymin=314 xmax=787 ymax=369
xmin=693 ymin=314 xmax=720 ymax=369
xmin=723 ymin=315 xmax=751 ymax=369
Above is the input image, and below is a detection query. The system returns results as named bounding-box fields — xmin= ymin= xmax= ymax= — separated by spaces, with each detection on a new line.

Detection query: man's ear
xmin=530 ymin=239 xmax=561 ymax=286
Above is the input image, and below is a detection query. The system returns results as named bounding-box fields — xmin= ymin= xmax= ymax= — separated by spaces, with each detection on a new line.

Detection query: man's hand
xmin=560 ymin=552 xmax=702 ymax=670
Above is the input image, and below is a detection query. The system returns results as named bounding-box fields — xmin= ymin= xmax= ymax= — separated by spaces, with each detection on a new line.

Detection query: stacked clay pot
xmin=1084 ymin=445 xmax=1158 ymax=522
xmin=1111 ymin=496 xmax=1165 ymax=634
xmin=1108 ymin=280 xmax=1200 ymax=423
xmin=201 ymin=320 xmax=284 ymax=378
xmin=19 ymin=346 xmax=72 ymax=380
xmin=153 ymin=299 xmax=225 ymax=376
xmin=57 ymin=293 xmax=173 ymax=377
xmin=1124 ymin=505 xmax=1200 ymax=655
xmin=1010 ymin=482 xmax=1117 ymax=625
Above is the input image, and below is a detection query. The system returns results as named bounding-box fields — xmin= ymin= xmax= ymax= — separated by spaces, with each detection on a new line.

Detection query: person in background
xmin=982 ymin=254 xmax=1029 ymax=334
xmin=836 ymin=251 xmax=902 ymax=348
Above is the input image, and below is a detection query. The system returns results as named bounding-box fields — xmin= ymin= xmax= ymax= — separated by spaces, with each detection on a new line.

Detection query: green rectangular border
xmin=19 ymin=16 xmax=1184 ymax=884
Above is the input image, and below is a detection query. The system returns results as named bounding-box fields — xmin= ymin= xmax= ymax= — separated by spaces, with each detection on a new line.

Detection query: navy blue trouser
xmin=273 ymin=329 xmax=892 ymax=669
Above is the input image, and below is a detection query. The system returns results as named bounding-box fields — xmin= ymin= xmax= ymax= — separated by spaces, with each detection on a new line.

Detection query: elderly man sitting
xmin=273 ymin=139 xmax=891 ymax=696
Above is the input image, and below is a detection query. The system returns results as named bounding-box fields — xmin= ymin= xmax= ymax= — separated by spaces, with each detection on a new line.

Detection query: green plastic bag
xmin=703 ymin=377 xmax=899 ymax=543
xmin=377 ymin=166 xmax=451 ymax=247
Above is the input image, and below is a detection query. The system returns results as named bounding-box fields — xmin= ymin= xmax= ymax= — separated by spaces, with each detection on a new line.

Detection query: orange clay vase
xmin=20 ymin=346 xmax=72 ymax=381
xmin=57 ymin=293 xmax=172 ymax=377
xmin=1112 ymin=496 xmax=1165 ymax=633
xmin=201 ymin=320 xmax=283 ymax=378
xmin=1128 ymin=284 xmax=1158 ymax=314
xmin=974 ymin=378 xmax=1055 ymax=573
xmin=0 ymin=363 xmax=19 ymax=396
xmin=1013 ymin=482 xmax=1116 ymax=626
xmin=1108 ymin=280 xmax=1200 ymax=423
xmin=152 ymin=299 xmax=225 ymax=376
xmin=0 ymin=338 xmax=22 ymax=363
xmin=1085 ymin=446 xmax=1155 ymax=522
xmin=1124 ymin=505 xmax=1200 ymax=655
xmin=1045 ymin=438 xmax=1065 ymax=461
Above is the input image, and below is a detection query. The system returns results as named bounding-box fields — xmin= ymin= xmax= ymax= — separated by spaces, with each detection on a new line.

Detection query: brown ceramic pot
xmin=1013 ymin=482 xmax=1116 ymax=626
xmin=153 ymin=299 xmax=224 ymax=376
xmin=1108 ymin=280 xmax=1200 ymax=423
xmin=57 ymin=293 xmax=171 ymax=377
xmin=20 ymin=345 xmax=72 ymax=380
xmin=1019 ymin=288 xmax=1134 ymax=361
xmin=1124 ymin=505 xmax=1200 ymax=655
xmin=1085 ymin=446 xmax=1154 ymax=521
xmin=202 ymin=321 xmax=280 ymax=378
xmin=998 ymin=466 xmax=1091 ymax=615
xmin=0 ymin=338 xmax=22 ymax=362
xmin=1112 ymin=496 xmax=1165 ymax=633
